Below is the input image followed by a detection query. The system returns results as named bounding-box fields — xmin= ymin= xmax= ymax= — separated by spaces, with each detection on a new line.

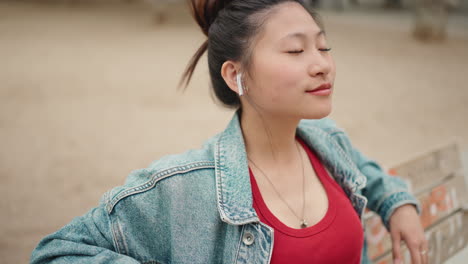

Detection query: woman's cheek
xmin=254 ymin=54 xmax=302 ymax=103
xmin=270 ymin=57 xmax=301 ymax=84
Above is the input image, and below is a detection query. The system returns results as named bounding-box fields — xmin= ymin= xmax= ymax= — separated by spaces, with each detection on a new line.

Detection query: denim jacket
xmin=31 ymin=110 xmax=421 ymax=264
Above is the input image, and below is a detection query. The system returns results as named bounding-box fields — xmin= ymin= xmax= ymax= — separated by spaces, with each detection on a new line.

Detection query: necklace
xmin=248 ymin=140 xmax=308 ymax=228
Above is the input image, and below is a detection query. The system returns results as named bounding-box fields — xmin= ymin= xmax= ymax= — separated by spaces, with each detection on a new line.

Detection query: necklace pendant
xmin=300 ymin=219 xmax=308 ymax=228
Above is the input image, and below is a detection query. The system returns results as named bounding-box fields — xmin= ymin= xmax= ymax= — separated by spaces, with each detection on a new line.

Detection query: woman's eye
xmin=287 ymin=48 xmax=332 ymax=54
xmin=287 ymin=50 xmax=304 ymax=54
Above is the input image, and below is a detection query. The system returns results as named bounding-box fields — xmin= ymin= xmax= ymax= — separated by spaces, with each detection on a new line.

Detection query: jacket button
xmin=242 ymin=232 xmax=255 ymax=246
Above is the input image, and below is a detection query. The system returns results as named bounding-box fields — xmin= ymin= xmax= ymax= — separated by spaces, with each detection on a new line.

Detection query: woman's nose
xmin=307 ymin=52 xmax=332 ymax=77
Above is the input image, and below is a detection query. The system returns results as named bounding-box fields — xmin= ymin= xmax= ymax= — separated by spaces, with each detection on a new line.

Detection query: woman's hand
xmin=389 ymin=204 xmax=428 ymax=264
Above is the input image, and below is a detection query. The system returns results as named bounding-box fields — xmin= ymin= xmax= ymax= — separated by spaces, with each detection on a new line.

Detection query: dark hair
xmin=179 ymin=0 xmax=323 ymax=109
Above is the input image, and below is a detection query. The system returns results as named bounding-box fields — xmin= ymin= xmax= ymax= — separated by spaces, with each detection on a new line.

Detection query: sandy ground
xmin=0 ymin=1 xmax=467 ymax=263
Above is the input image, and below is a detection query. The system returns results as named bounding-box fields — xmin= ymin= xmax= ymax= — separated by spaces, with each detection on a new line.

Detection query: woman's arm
xmin=332 ymin=129 xmax=428 ymax=264
xmin=332 ymin=130 xmax=422 ymax=231
xmin=30 ymin=203 xmax=139 ymax=264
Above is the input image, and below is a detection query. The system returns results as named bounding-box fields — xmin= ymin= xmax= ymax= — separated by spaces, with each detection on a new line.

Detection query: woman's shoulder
xmin=100 ymin=133 xmax=221 ymax=214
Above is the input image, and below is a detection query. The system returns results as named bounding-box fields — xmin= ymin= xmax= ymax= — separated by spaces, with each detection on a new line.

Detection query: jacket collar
xmin=214 ymin=110 xmax=365 ymax=225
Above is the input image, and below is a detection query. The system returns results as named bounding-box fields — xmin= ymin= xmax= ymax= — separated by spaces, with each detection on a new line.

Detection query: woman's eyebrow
xmin=280 ymin=29 xmax=326 ymax=41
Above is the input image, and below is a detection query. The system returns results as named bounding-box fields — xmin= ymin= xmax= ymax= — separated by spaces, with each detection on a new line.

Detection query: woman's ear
xmin=221 ymin=61 xmax=241 ymax=95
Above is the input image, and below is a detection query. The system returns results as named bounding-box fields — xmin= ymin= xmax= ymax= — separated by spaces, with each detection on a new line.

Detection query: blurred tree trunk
xmin=143 ymin=0 xmax=179 ymax=24
xmin=383 ymin=0 xmax=403 ymax=9
xmin=413 ymin=0 xmax=459 ymax=42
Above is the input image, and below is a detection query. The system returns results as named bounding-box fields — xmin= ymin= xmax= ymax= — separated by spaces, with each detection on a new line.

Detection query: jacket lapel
xmin=296 ymin=121 xmax=367 ymax=195
xmin=214 ymin=110 xmax=259 ymax=225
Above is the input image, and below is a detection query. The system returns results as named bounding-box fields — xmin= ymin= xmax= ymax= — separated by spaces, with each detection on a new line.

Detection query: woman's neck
xmin=240 ymin=109 xmax=301 ymax=168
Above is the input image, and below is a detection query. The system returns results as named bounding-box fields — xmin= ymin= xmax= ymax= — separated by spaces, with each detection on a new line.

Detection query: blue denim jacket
xmin=31 ymin=110 xmax=421 ymax=264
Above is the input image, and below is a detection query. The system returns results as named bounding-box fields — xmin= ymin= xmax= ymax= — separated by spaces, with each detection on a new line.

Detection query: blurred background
xmin=0 ymin=0 xmax=467 ymax=263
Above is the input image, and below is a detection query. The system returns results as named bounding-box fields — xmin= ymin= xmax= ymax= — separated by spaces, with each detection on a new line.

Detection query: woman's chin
xmin=301 ymin=106 xmax=333 ymax=120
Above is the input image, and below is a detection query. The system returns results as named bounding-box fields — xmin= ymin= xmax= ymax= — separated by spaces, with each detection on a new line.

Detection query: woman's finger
xmin=420 ymin=238 xmax=429 ymax=264
xmin=391 ymin=230 xmax=402 ymax=264
xmin=406 ymin=238 xmax=422 ymax=264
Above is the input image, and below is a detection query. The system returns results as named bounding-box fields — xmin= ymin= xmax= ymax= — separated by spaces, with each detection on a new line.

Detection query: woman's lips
xmin=306 ymin=83 xmax=332 ymax=96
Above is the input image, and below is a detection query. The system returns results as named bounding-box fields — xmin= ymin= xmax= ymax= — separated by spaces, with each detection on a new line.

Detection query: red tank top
xmin=249 ymin=136 xmax=364 ymax=263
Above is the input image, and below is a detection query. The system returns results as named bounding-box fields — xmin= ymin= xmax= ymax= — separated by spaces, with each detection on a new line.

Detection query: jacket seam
xmin=233 ymin=224 xmax=245 ymax=263
xmin=215 ymin=134 xmax=230 ymax=223
xmin=106 ymin=161 xmax=215 ymax=213
xmin=110 ymin=215 xmax=129 ymax=255
xmin=352 ymin=192 xmax=369 ymax=225
xmin=374 ymin=189 xmax=410 ymax=214
xmin=382 ymin=198 xmax=421 ymax=232
xmin=259 ymin=222 xmax=275 ymax=264
xmin=333 ymin=132 xmax=368 ymax=190
xmin=308 ymin=127 xmax=367 ymax=191
xmin=104 ymin=207 xmax=123 ymax=255
xmin=328 ymin=129 xmax=345 ymax=136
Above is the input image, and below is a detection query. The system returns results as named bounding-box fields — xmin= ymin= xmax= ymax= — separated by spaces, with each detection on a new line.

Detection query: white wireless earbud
xmin=236 ymin=73 xmax=244 ymax=96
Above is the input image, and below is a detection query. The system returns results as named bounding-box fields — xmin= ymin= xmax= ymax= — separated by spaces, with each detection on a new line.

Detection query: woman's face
xmin=243 ymin=2 xmax=336 ymax=120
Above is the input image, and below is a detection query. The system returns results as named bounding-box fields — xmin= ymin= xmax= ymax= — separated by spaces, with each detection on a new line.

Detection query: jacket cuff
xmin=379 ymin=191 xmax=422 ymax=232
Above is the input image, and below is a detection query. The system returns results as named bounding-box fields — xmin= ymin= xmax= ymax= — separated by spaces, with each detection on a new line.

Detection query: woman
xmin=31 ymin=0 xmax=428 ymax=263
